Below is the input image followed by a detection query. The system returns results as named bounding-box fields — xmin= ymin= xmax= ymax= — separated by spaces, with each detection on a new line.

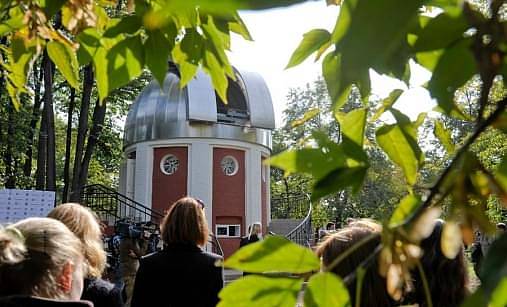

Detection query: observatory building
xmin=118 ymin=64 xmax=275 ymax=257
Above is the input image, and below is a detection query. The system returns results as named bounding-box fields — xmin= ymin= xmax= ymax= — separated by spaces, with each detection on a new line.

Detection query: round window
xmin=221 ymin=156 xmax=239 ymax=176
xmin=160 ymin=154 xmax=179 ymax=175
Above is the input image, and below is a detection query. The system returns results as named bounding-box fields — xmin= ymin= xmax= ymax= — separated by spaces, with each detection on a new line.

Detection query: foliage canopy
xmin=2 ymin=0 xmax=507 ymax=306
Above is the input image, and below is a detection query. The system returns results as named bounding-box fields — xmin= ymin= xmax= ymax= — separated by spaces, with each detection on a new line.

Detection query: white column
xmin=188 ymin=142 xmax=213 ymax=229
xmin=246 ymin=148 xmax=262 ymax=230
xmin=118 ymin=160 xmax=127 ymax=195
xmin=266 ymin=162 xmax=271 ymax=225
xmin=125 ymin=158 xmax=136 ymax=200
xmin=134 ymin=144 xmax=153 ymax=209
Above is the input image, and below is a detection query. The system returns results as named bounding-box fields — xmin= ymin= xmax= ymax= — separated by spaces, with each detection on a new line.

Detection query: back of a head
xmin=0 ymin=217 xmax=84 ymax=299
xmin=316 ymin=221 xmax=391 ymax=307
xmin=161 ymin=197 xmax=208 ymax=247
xmin=48 ymin=203 xmax=106 ymax=278
xmin=412 ymin=220 xmax=467 ymax=307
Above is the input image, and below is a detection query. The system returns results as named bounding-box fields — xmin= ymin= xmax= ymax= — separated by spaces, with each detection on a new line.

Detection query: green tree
xmin=4 ymin=1 xmax=507 ymax=306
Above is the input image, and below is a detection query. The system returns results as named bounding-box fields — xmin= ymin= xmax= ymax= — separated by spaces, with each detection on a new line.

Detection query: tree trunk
xmin=75 ymin=98 xmax=107 ymax=199
xmin=23 ymin=60 xmax=44 ymax=180
xmin=70 ymin=65 xmax=93 ymax=201
xmin=62 ymin=87 xmax=76 ymax=202
xmin=4 ymin=101 xmax=16 ymax=188
xmin=35 ymin=101 xmax=47 ymax=190
xmin=43 ymin=51 xmax=56 ymax=191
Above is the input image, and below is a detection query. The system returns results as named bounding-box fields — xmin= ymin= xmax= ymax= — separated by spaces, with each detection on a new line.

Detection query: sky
xmin=228 ymin=2 xmax=436 ymax=127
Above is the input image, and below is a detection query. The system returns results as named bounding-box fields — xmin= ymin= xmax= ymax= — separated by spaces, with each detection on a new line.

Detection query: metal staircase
xmin=81 ymin=184 xmax=164 ymax=225
xmin=80 ymin=184 xmax=224 ymax=256
xmin=269 ymin=193 xmax=313 ymax=247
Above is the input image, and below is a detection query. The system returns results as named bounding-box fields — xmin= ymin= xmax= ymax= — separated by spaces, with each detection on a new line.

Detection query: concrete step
xmin=269 ymin=219 xmax=303 ymax=236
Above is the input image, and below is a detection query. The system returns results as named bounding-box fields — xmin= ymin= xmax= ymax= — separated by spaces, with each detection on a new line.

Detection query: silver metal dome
xmin=124 ymin=67 xmax=275 ymax=149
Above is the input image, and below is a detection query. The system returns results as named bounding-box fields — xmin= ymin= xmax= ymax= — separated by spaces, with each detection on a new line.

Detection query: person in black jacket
xmin=48 ymin=203 xmax=124 ymax=307
xmin=239 ymin=223 xmax=262 ymax=248
xmin=131 ymin=197 xmax=223 ymax=307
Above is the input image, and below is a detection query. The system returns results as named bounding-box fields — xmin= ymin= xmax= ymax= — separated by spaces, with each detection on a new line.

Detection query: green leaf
xmin=223 ymin=236 xmax=320 ymax=273
xmin=291 ymin=108 xmax=320 ymax=128
xmin=145 ymin=30 xmax=172 ymax=86
xmin=495 ymin=156 xmax=507 ymax=193
xmin=371 ymin=89 xmax=404 ymax=122
xmin=218 ymin=275 xmax=303 ymax=307
xmin=203 ymin=50 xmax=229 ymax=103
xmin=415 ymin=49 xmax=444 ymax=71
xmin=413 ymin=12 xmax=468 ymax=52
xmin=172 ymin=28 xmax=204 ymax=86
xmin=270 ymin=131 xmax=368 ymax=200
xmin=96 ymin=35 xmax=144 ymax=101
xmin=428 ymin=38 xmax=476 ymax=114
xmin=376 ymin=109 xmax=424 ymax=185
xmin=432 ymin=104 xmax=472 ymax=121
xmin=330 ymin=0 xmax=355 ymax=44
xmin=103 ymin=15 xmax=142 ymax=38
xmin=39 ymin=0 xmax=66 ymax=18
xmin=304 ymin=272 xmax=351 ymax=307
xmin=479 ymin=233 xmax=507 ymax=295
xmin=492 ymin=111 xmax=507 ymax=133
xmin=389 ymin=193 xmax=421 ymax=228
xmin=286 ymin=29 xmax=331 ymax=69
xmin=333 ymin=0 xmax=426 ymax=100
xmin=312 ymin=131 xmax=369 ymax=198
xmin=312 ymin=165 xmax=368 ymax=199
xmin=77 ymin=29 xmax=102 ymax=66
xmin=0 ymin=8 xmax=24 ymax=36
xmin=107 ymin=35 xmax=144 ymax=91
xmin=5 ymin=37 xmax=37 ymax=109
xmin=335 ymin=108 xmax=367 ymax=146
xmin=323 ymin=52 xmax=352 ymax=111
xmin=490 ymin=277 xmax=507 ymax=307
xmin=201 ymin=16 xmax=234 ymax=78
xmin=229 ymin=13 xmax=252 ymax=41
xmin=46 ymin=41 xmax=80 ymax=90
xmin=434 ymin=120 xmax=455 ymax=154
xmin=426 ymin=0 xmax=461 ymax=9
xmin=461 ymin=288 xmax=488 ymax=307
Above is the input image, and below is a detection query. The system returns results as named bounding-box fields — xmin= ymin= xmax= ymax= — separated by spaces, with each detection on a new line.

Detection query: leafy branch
xmin=407 ymin=92 xmax=507 ymax=226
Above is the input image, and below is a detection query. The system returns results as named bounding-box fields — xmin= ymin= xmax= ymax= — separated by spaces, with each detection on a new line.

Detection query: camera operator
xmin=118 ymin=223 xmax=148 ymax=307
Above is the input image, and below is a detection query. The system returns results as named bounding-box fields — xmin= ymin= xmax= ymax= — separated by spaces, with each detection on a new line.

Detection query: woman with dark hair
xmin=316 ymin=220 xmax=394 ymax=307
xmin=408 ymin=219 xmax=468 ymax=307
xmin=130 ymin=197 xmax=223 ymax=307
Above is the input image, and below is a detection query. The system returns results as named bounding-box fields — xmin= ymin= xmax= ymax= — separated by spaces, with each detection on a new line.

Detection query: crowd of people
xmin=0 ymin=197 xmax=505 ymax=306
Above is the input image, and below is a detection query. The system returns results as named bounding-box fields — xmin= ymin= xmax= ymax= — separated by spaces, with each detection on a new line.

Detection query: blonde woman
xmin=240 ymin=222 xmax=262 ymax=248
xmin=48 ymin=203 xmax=124 ymax=307
xmin=0 ymin=217 xmax=91 ymax=306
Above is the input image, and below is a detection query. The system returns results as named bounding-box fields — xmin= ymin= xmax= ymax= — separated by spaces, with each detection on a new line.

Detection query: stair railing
xmin=80 ymin=184 xmax=164 ymax=226
xmin=205 ymin=233 xmax=224 ymax=257
xmin=284 ymin=194 xmax=312 ymax=248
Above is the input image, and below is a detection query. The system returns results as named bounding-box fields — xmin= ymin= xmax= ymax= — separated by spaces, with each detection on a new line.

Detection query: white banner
xmin=0 ymin=189 xmax=56 ymax=224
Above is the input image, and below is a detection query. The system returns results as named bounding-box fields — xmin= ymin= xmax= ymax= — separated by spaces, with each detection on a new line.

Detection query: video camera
xmin=115 ymin=219 xmax=159 ymax=240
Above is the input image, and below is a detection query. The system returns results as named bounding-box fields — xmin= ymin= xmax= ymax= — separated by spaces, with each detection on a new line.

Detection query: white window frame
xmin=216 ymin=224 xmax=241 ymax=238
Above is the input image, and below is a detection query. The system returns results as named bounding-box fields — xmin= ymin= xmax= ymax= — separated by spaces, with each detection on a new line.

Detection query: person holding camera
xmin=119 ymin=225 xmax=147 ymax=306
